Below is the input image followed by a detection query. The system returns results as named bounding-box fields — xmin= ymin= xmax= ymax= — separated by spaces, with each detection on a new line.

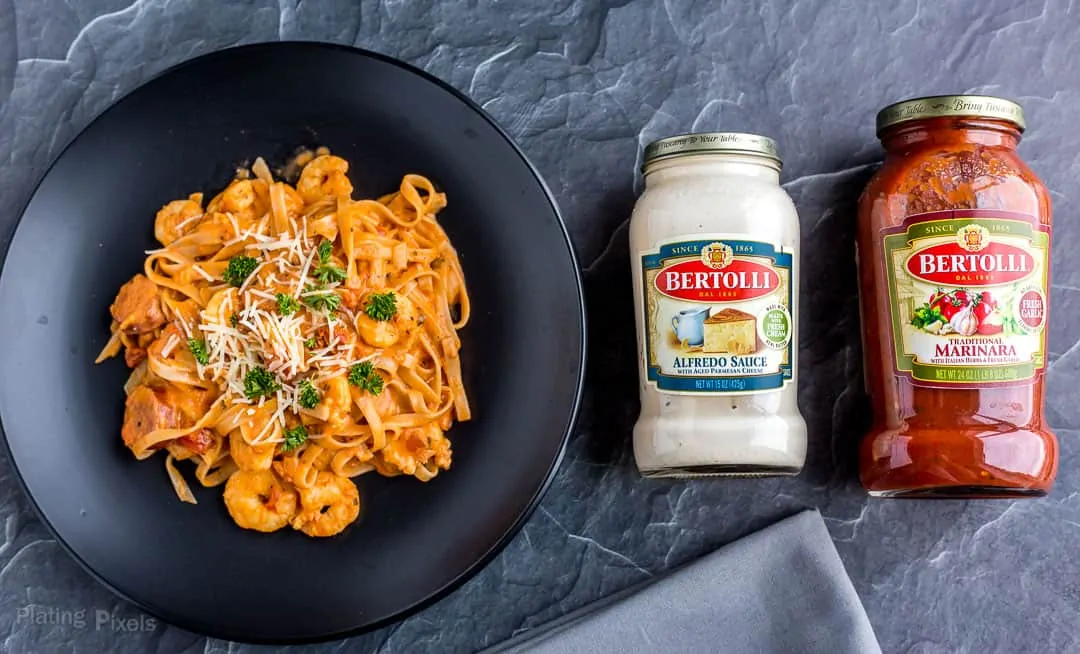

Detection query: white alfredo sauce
xmin=630 ymin=133 xmax=807 ymax=477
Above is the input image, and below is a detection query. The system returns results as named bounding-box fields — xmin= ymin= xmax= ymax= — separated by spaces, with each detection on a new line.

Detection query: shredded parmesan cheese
xmin=160 ymin=334 xmax=180 ymax=358
xmin=239 ymin=261 xmax=269 ymax=294
xmin=293 ymin=246 xmax=319 ymax=299
xmin=191 ymin=233 xmax=361 ymax=426
xmin=176 ymin=212 xmax=204 ymax=232
xmin=226 ymin=212 xmax=240 ymax=238
xmin=191 ymin=264 xmax=215 ymax=282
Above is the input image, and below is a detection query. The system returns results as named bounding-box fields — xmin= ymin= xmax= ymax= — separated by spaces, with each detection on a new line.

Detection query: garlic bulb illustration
xmin=949 ymin=304 xmax=979 ymax=336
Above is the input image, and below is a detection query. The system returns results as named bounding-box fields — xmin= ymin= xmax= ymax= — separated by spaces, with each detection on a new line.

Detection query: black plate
xmin=0 ymin=43 xmax=585 ymax=643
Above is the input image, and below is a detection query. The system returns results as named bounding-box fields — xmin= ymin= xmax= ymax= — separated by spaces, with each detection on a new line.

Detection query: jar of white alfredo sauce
xmin=630 ymin=132 xmax=807 ymax=477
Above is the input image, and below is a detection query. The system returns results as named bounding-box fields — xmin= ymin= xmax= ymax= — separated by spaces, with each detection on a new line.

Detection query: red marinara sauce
xmin=857 ymin=95 xmax=1057 ymax=498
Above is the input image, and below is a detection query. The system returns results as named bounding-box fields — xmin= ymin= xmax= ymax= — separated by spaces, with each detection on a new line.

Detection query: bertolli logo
xmin=655 ymin=243 xmax=779 ymax=302
xmin=904 ymin=232 xmax=1035 ymax=287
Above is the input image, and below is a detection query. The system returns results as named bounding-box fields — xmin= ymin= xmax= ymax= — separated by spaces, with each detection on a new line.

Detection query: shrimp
xmin=154 ymin=194 xmax=204 ymax=246
xmin=230 ymin=434 xmax=276 ymax=471
xmin=290 ymin=472 xmax=360 ymax=537
xmin=207 ymin=179 xmax=257 ymax=219
xmin=223 ymin=470 xmax=298 ymax=533
xmin=323 ymin=374 xmax=352 ymax=430
xmin=296 ymin=155 xmax=352 ymax=203
xmin=355 ymin=293 xmax=418 ymax=348
xmin=380 ymin=423 xmax=451 ymax=478
xmin=231 ymin=401 xmax=280 ymax=470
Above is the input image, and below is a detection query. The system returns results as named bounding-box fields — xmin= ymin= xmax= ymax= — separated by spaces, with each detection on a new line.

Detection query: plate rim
xmin=0 ymin=40 xmax=587 ymax=644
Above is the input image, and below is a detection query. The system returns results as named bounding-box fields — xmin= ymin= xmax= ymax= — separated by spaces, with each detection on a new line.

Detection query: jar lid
xmin=876 ymin=95 xmax=1026 ymax=135
xmin=642 ymin=132 xmax=781 ymax=171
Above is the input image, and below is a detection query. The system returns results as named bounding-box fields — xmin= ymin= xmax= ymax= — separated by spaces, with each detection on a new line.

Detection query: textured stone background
xmin=2 ymin=1 xmax=1079 ymax=652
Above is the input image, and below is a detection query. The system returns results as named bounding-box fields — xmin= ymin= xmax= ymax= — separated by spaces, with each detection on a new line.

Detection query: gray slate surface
xmin=1 ymin=1 xmax=1078 ymax=652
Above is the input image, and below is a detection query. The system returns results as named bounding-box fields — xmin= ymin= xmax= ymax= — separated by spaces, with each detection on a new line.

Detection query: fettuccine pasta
xmin=97 ymin=150 xmax=470 ymax=537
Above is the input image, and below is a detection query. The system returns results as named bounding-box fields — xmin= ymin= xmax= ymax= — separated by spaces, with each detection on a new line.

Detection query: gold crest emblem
xmin=956 ymin=224 xmax=990 ymax=252
xmin=701 ymin=242 xmax=734 ymax=270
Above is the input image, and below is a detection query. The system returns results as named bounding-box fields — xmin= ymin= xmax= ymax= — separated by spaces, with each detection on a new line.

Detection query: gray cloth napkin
xmin=483 ymin=510 xmax=880 ymax=654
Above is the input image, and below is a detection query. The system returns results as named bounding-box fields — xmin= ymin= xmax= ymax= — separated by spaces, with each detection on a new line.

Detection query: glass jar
xmin=857 ymin=95 xmax=1057 ymax=498
xmin=630 ymin=132 xmax=807 ymax=478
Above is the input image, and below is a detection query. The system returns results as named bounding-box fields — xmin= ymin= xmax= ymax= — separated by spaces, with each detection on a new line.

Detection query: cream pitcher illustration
xmin=671 ymin=307 xmax=709 ymax=347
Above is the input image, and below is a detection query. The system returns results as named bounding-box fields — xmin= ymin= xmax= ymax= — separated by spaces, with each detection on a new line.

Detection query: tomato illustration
xmin=973 ymin=291 xmax=997 ymax=324
xmin=977 ymin=310 xmax=1004 ymax=335
xmin=952 ymin=290 xmax=972 ymax=307
xmin=931 ymin=293 xmax=963 ymax=321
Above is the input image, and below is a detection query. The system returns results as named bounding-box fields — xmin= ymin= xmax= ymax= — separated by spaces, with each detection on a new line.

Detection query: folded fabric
xmin=484 ymin=509 xmax=880 ymax=654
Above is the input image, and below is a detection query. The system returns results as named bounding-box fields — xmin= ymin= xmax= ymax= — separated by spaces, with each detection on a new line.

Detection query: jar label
xmin=882 ymin=210 xmax=1050 ymax=388
xmin=639 ymin=235 xmax=795 ymax=394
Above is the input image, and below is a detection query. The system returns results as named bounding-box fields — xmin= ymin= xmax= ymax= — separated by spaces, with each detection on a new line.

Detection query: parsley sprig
xmin=298 ymin=380 xmax=321 ymax=409
xmin=311 ymin=239 xmax=343 ymax=282
xmin=304 ymin=337 xmax=318 ymax=349
xmin=314 ymin=264 xmax=346 ymax=284
xmin=282 ymin=424 xmax=308 ymax=452
xmin=313 ymin=240 xmax=346 ymax=284
xmin=188 ymin=338 xmax=210 ymax=365
xmin=364 ymin=292 xmax=397 ymax=321
xmin=302 ymin=285 xmax=341 ymax=312
xmin=276 ymin=292 xmax=301 ymax=316
xmin=348 ymin=361 xmax=384 ymax=395
xmin=243 ymin=367 xmax=280 ymax=399
xmin=223 ymin=255 xmax=259 ymax=287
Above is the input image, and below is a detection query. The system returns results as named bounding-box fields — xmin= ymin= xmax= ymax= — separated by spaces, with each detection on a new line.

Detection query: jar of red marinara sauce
xmin=857 ymin=95 xmax=1056 ymax=498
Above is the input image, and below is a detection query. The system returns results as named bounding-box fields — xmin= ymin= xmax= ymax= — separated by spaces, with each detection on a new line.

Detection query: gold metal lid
xmin=642 ymin=132 xmax=781 ymax=171
xmin=876 ymin=95 xmax=1026 ymax=135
